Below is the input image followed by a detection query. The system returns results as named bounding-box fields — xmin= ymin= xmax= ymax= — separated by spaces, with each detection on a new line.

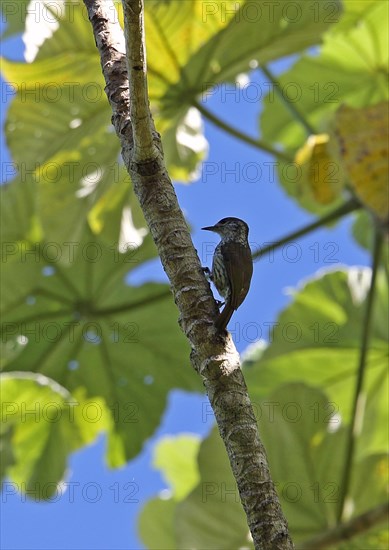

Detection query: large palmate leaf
xmin=259 ymin=0 xmax=388 ymax=212
xmin=1 ymin=179 xmax=201 ymax=480
xmin=139 ymin=429 xmax=253 ymax=550
xmin=352 ymin=211 xmax=389 ymax=270
xmin=1 ymin=0 xmax=30 ymax=38
xmin=139 ymin=385 xmax=388 ymax=548
xmin=260 ymin=0 xmax=388 ymax=151
xmin=260 ymin=385 xmax=387 ymax=544
xmin=332 ymin=102 xmax=389 ymax=225
xmin=147 ymin=0 xmax=342 ymax=121
xmin=1 ymin=51 xmax=119 ymax=242
xmin=332 ymin=0 xmax=379 ymax=33
xmin=0 ymin=372 xmax=109 ymax=498
xmin=146 ymin=0 xmax=341 ymax=179
xmin=2 ymin=0 xmax=341 ymax=199
xmin=152 ymin=434 xmax=201 ymax=501
xmin=245 ymin=268 xmax=389 ymax=457
xmin=1 ymin=240 xmax=201 ymax=468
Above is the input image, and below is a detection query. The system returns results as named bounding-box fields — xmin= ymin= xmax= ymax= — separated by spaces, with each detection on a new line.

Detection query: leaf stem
xmin=252 ymin=197 xmax=361 ymax=261
xmin=261 ymin=65 xmax=316 ymax=135
xmin=95 ymin=288 xmax=171 ymax=316
xmin=192 ymin=100 xmax=293 ymax=162
xmin=299 ymin=501 xmax=389 ymax=549
xmin=337 ymin=225 xmax=384 ymax=522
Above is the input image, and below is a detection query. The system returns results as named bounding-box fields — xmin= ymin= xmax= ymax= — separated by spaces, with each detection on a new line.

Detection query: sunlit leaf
xmin=1 ymin=0 xmax=30 ymax=39
xmin=294 ymin=133 xmax=344 ymax=206
xmin=332 ymin=102 xmax=389 ymax=224
xmin=1 ymin=181 xmax=201 ymax=466
xmin=139 ymin=384 xmax=388 ymax=547
xmin=139 ymin=498 xmax=177 ymax=550
xmin=139 ymin=426 xmax=253 ymax=550
xmin=260 ymin=0 xmax=388 ymax=212
xmin=153 ymin=434 xmax=201 ymax=501
xmin=2 ymin=0 xmax=342 ymax=191
xmin=245 ymin=268 xmax=389 ymax=456
xmin=351 ymin=211 xmax=389 ymax=269
xmin=261 ymin=0 xmax=388 ymax=150
xmin=0 ymin=372 xmax=108 ymax=499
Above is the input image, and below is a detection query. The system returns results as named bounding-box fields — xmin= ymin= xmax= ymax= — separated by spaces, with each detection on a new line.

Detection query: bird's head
xmin=202 ymin=217 xmax=249 ymax=241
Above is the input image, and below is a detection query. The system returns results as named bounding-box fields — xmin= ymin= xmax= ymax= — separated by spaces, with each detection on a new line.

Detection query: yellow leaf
xmin=333 ymin=102 xmax=389 ymax=223
xmin=295 ymin=134 xmax=343 ymax=205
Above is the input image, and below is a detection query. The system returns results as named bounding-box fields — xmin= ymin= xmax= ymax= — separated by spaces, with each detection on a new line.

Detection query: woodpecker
xmin=202 ymin=217 xmax=253 ymax=332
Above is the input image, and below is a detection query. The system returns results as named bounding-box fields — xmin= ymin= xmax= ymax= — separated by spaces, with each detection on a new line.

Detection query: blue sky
xmin=0 ymin=14 xmax=370 ymax=550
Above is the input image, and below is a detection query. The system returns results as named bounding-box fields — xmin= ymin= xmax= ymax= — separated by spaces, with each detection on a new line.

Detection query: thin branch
xmin=337 ymin=226 xmax=384 ymax=522
xmin=193 ymin=99 xmax=293 ymax=162
xmin=122 ymin=0 xmax=156 ymax=161
xmin=252 ymin=197 xmax=361 ymax=261
xmin=261 ymin=65 xmax=316 ymax=136
xmin=83 ymin=1 xmax=294 ymax=547
xmin=298 ymin=501 xmax=389 ymax=550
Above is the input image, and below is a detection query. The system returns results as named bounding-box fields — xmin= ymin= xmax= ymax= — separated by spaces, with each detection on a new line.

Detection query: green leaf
xmin=153 ymin=434 xmax=201 ymax=501
xmin=2 ymin=53 xmax=121 ymax=242
xmin=161 ymin=108 xmax=208 ymax=182
xmin=331 ymin=0 xmax=383 ymax=33
xmin=0 ymin=168 xmax=191 ymax=471
xmin=181 ymin=0 xmax=342 ymax=88
xmin=245 ymin=268 xmax=389 ymax=456
xmin=3 ymin=0 xmax=342 ymax=190
xmin=139 ymin=385 xmax=387 ymax=547
xmin=25 ymin=0 xmax=98 ymax=61
xmin=1 ymin=0 xmax=30 ymax=38
xmin=261 ymin=1 xmax=388 ymax=151
xmin=1 ymin=200 xmax=202 ymax=466
xmin=351 ymin=454 xmax=388 ymax=517
xmin=140 ymin=426 xmax=253 ymax=550
xmin=259 ymin=1 xmax=388 ymax=211
xmin=0 ymin=423 xmax=16 ymax=479
xmin=258 ymin=384 xmax=344 ymax=536
xmin=1 ymin=3 xmax=144 ymax=242
xmin=258 ymin=384 xmax=388 ymax=542
xmin=335 ymin=523 xmax=389 ymax=550
xmin=2 ymin=0 xmax=209 ymax=186
xmin=149 ymin=0 xmax=342 ymax=122
xmin=352 ymin=212 xmax=389 ymax=269
xmin=0 ymin=178 xmax=42 ymax=243
xmin=148 ymin=0 xmax=341 ymax=180
xmin=175 ymin=426 xmax=253 ymax=549
xmin=0 ymin=372 xmax=108 ymax=499
xmin=2 ymin=52 xmax=107 ymax=176
xmin=352 ymin=211 xmax=376 ymax=252
xmin=139 ymin=498 xmax=177 ymax=550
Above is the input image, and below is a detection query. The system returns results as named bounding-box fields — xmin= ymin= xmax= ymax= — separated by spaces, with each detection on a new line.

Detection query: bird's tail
xmin=215 ymin=303 xmax=235 ymax=332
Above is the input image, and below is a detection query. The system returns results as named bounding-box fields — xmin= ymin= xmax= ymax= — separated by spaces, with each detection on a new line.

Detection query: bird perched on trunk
xmin=202 ymin=217 xmax=253 ymax=332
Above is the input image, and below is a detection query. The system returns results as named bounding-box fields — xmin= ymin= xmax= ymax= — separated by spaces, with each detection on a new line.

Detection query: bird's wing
xmin=220 ymin=241 xmax=253 ymax=311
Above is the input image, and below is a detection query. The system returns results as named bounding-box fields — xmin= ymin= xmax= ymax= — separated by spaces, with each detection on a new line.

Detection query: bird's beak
xmin=202 ymin=225 xmax=217 ymax=232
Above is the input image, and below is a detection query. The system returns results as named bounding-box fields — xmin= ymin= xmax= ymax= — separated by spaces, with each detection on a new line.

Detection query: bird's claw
xmin=202 ymin=266 xmax=212 ymax=281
